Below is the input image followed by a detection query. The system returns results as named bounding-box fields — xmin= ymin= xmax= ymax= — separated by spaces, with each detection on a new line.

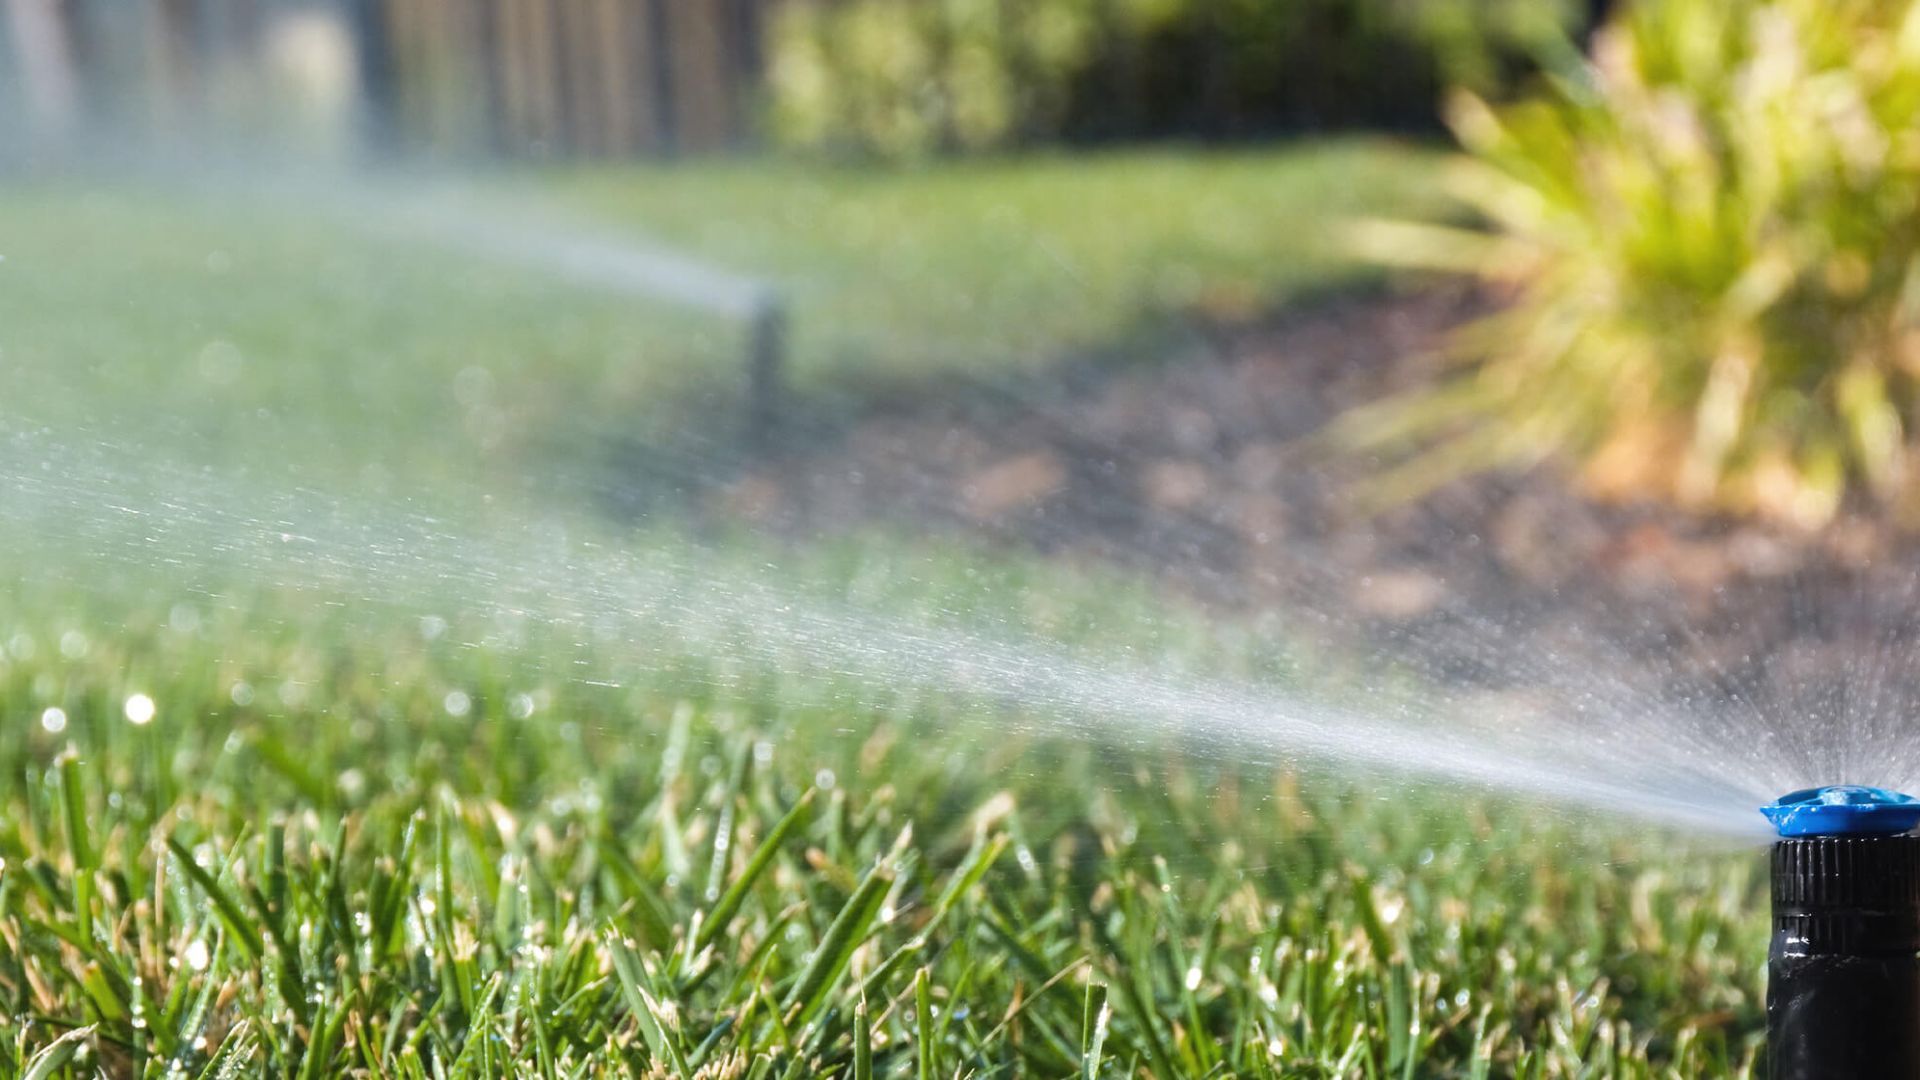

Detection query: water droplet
xmin=58 ymin=630 xmax=88 ymax=659
xmin=40 ymin=706 xmax=65 ymax=733
xmin=124 ymin=693 xmax=156 ymax=726
xmin=186 ymin=939 xmax=211 ymax=972
xmin=169 ymin=604 xmax=202 ymax=634
xmin=230 ymin=681 xmax=255 ymax=706
xmin=443 ymin=690 xmax=472 ymax=717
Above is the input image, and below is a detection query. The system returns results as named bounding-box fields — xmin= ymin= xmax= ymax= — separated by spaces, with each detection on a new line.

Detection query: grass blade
xmin=197 ymin=1020 xmax=259 ymax=1080
xmin=781 ymin=860 xmax=893 ymax=1031
xmin=696 ymin=789 xmax=815 ymax=953
xmin=56 ymin=752 xmax=92 ymax=872
xmin=24 ymin=1025 xmax=94 ymax=1080
xmin=605 ymin=930 xmax=693 ymax=1079
xmin=854 ymin=1000 xmax=873 ymax=1080
xmin=1110 ymin=964 xmax=1177 ymax=1080
xmin=165 ymin=839 xmax=263 ymax=961
xmin=916 ymin=967 xmax=936 ymax=1080
xmin=1081 ymin=983 xmax=1109 ymax=1080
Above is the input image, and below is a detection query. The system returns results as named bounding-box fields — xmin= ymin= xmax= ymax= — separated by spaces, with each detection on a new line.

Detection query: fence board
xmin=589 ymin=0 xmax=637 ymax=156
xmin=668 ymin=0 xmax=731 ymax=152
xmin=23 ymin=0 xmax=783 ymax=159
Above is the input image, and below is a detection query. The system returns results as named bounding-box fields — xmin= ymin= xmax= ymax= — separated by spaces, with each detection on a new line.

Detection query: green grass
xmin=535 ymin=139 xmax=1451 ymax=379
xmin=0 ymin=184 xmax=724 ymax=488
xmin=0 ymin=141 xmax=1775 ymax=1075
xmin=0 ymin=139 xmax=1442 ymax=487
xmin=0 ymin=573 xmax=1767 ymax=1077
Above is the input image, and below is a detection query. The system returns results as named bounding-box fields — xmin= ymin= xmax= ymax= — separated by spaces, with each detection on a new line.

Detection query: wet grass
xmin=0 ymin=142 xmax=1774 ymax=1075
xmin=0 ymin=554 xmax=1771 ymax=1078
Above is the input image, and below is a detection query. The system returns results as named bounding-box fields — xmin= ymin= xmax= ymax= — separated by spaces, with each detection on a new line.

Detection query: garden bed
xmin=721 ymin=285 xmax=1917 ymax=716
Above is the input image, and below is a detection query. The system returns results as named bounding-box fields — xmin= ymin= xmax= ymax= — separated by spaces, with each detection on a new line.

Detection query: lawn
xmin=0 ymin=580 xmax=1765 ymax=1077
xmin=0 ymin=141 xmax=1773 ymax=1076
xmin=0 ymin=138 xmax=1444 ymax=487
xmin=534 ymin=139 xmax=1454 ymax=380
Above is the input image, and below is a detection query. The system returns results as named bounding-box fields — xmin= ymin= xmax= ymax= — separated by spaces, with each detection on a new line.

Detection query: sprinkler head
xmin=1762 ymin=785 xmax=1920 ymax=838
xmin=1763 ymin=786 xmax=1920 ymax=1080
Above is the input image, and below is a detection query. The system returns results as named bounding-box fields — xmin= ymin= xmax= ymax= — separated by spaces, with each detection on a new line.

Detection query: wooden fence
xmin=374 ymin=0 xmax=775 ymax=159
xmin=3 ymin=0 xmax=781 ymax=160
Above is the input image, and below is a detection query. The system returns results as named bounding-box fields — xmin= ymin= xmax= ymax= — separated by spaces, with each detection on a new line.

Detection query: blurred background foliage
xmin=0 ymin=0 xmax=1599 ymax=166
xmin=23 ymin=0 xmax=1920 ymax=527
xmin=1346 ymin=0 xmax=1920 ymax=527
xmin=765 ymin=0 xmax=1591 ymax=159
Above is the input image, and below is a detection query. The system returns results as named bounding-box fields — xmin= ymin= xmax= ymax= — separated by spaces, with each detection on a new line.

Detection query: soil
xmin=709 ymin=286 xmax=1920 ymax=719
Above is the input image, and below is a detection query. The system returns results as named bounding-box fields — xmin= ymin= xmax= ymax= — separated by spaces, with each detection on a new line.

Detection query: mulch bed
xmin=715 ymin=286 xmax=1920 ymax=717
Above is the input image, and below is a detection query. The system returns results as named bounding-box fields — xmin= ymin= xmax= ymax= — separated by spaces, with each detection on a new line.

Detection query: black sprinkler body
xmin=1763 ymin=787 xmax=1920 ymax=1080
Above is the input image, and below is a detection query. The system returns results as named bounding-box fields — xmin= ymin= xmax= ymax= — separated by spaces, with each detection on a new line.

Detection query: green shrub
xmin=766 ymin=0 xmax=1582 ymax=159
xmin=1346 ymin=0 xmax=1920 ymax=527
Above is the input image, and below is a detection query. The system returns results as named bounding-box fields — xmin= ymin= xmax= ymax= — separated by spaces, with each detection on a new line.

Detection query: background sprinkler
xmin=1762 ymin=786 xmax=1920 ymax=1079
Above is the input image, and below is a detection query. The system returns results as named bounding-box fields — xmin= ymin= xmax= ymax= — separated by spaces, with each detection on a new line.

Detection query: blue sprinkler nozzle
xmin=1765 ymin=787 xmax=1920 ymax=1078
xmin=1760 ymin=785 xmax=1920 ymax=837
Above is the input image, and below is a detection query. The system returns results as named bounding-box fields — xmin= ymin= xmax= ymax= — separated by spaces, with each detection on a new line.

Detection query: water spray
xmin=1762 ymin=786 xmax=1920 ymax=1079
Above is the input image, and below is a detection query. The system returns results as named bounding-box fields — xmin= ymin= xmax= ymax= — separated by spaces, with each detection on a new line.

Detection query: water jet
xmin=1764 ymin=786 xmax=1920 ymax=1079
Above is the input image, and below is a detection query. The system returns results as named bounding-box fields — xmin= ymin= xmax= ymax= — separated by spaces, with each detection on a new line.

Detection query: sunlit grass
xmin=0 ymin=139 xmax=1443 ymax=487
xmin=537 ymin=138 xmax=1452 ymax=379
xmin=0 ymin=573 xmax=1766 ymax=1076
xmin=0 ymin=141 xmax=1775 ymax=1075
